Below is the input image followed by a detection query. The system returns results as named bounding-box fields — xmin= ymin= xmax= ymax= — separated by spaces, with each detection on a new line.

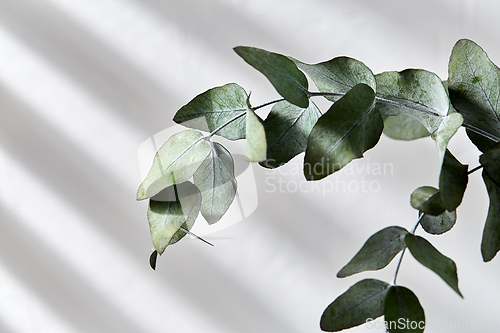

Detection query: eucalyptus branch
xmin=468 ymin=165 xmax=483 ymax=175
xmin=393 ymin=215 xmax=423 ymax=285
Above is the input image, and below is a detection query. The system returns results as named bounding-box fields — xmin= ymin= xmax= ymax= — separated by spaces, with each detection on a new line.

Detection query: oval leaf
xmin=137 ymin=130 xmax=211 ymax=200
xmin=320 ymin=279 xmax=390 ymax=332
xmin=304 ymin=84 xmax=382 ymax=180
xmin=260 ymin=100 xmax=321 ymax=168
xmin=384 ymin=286 xmax=425 ymax=333
xmin=173 ymin=83 xmax=248 ymax=140
xmin=420 ymin=211 xmax=457 ymax=235
xmin=479 ymin=142 xmax=500 ymax=186
xmin=148 ymin=182 xmax=202 ymax=254
xmin=431 ymin=112 xmax=464 ymax=165
xmin=410 ymin=186 xmax=446 ymax=216
xmin=234 ymin=46 xmax=309 ymax=108
xmin=337 ymin=226 xmax=409 ymax=278
xmin=405 ymin=234 xmax=462 ymax=297
xmin=245 ymin=108 xmax=267 ymax=162
xmin=294 ymin=56 xmax=376 ymax=102
xmin=383 ymin=115 xmax=431 ymax=141
xmin=439 ymin=150 xmax=468 ymax=211
xmin=466 ymin=128 xmax=497 ymax=153
xmin=193 ymin=142 xmax=237 ymax=224
xmin=448 ymin=39 xmax=500 ymax=143
xmin=480 ymin=171 xmax=500 ymax=262
xmin=375 ymin=69 xmax=449 ymax=133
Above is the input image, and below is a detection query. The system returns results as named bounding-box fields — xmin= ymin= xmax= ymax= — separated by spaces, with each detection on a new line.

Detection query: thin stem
xmin=468 ymin=165 xmax=483 ymax=175
xmin=393 ymin=215 xmax=424 ymax=285
xmin=180 ymin=227 xmax=214 ymax=247
xmin=251 ymin=98 xmax=285 ymax=111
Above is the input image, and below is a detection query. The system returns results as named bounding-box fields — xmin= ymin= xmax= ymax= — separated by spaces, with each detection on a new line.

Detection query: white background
xmin=0 ymin=0 xmax=499 ymax=332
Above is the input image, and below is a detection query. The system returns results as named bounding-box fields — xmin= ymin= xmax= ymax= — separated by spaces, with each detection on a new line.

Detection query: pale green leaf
xmin=173 ymin=83 xmax=248 ymax=140
xmin=337 ymin=226 xmax=408 ymax=278
xmin=234 ymin=46 xmax=309 ymax=108
xmin=260 ymin=100 xmax=321 ymax=168
xmin=410 ymin=186 xmax=446 ymax=216
xmin=245 ymin=108 xmax=267 ymax=162
xmin=439 ymin=150 xmax=468 ymax=211
xmin=448 ymin=39 xmax=500 ymax=143
xmin=304 ymin=84 xmax=382 ymax=180
xmin=375 ymin=69 xmax=449 ymax=132
xmin=193 ymin=142 xmax=237 ymax=224
xmin=431 ymin=112 xmax=464 ymax=165
xmin=480 ymin=171 xmax=500 ymax=262
xmin=137 ymin=130 xmax=211 ymax=200
xmin=147 ymin=182 xmax=202 ymax=254
xmin=405 ymin=234 xmax=462 ymax=297
xmin=383 ymin=115 xmax=431 ymax=140
xmin=384 ymin=286 xmax=425 ymax=333
xmin=294 ymin=56 xmax=376 ymax=102
xmin=320 ymin=279 xmax=390 ymax=332
xmin=420 ymin=211 xmax=457 ymax=235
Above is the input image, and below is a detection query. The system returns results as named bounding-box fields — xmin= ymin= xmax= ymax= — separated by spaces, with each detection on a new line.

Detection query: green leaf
xmin=448 ymin=39 xmax=500 ymax=143
xmin=439 ymin=150 xmax=468 ymax=211
xmin=147 ymin=182 xmax=202 ymax=255
xmin=245 ymin=108 xmax=267 ymax=162
xmin=480 ymin=142 xmax=500 ymax=185
xmin=337 ymin=226 xmax=409 ymax=278
xmin=294 ymin=56 xmax=376 ymax=102
xmin=467 ymin=128 xmax=497 ymax=153
xmin=384 ymin=286 xmax=425 ymax=333
xmin=375 ymin=69 xmax=449 ymax=133
xmin=137 ymin=130 xmax=212 ymax=200
xmin=173 ymin=83 xmax=248 ymax=140
xmin=431 ymin=112 xmax=464 ymax=165
xmin=304 ymin=84 xmax=382 ymax=180
xmin=480 ymin=171 xmax=500 ymax=262
xmin=193 ymin=142 xmax=237 ymax=224
xmin=149 ymin=250 xmax=158 ymax=270
xmin=405 ymin=234 xmax=462 ymax=297
xmin=234 ymin=46 xmax=309 ymax=108
xmin=383 ymin=115 xmax=431 ymax=140
xmin=410 ymin=186 xmax=446 ymax=216
xmin=260 ymin=100 xmax=321 ymax=168
xmin=320 ymin=279 xmax=390 ymax=332
xmin=420 ymin=211 xmax=457 ymax=235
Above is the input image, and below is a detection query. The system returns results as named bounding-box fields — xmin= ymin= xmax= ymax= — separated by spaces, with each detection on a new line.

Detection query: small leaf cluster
xmin=137 ymin=39 xmax=500 ymax=331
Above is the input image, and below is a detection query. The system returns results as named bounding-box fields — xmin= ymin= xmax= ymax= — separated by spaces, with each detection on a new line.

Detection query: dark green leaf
xmin=149 ymin=250 xmax=158 ymax=270
xmin=405 ymin=234 xmax=462 ymax=297
xmin=320 ymin=279 xmax=390 ymax=332
xmin=337 ymin=226 xmax=409 ymax=278
xmin=420 ymin=211 xmax=457 ymax=235
xmin=260 ymin=100 xmax=321 ymax=168
xmin=383 ymin=115 xmax=431 ymax=140
xmin=234 ymin=46 xmax=309 ymax=108
xmin=304 ymin=84 xmax=382 ymax=180
xmin=467 ymin=129 xmax=497 ymax=153
xmin=480 ymin=142 xmax=500 ymax=185
xmin=148 ymin=182 xmax=202 ymax=254
xmin=480 ymin=171 xmax=500 ymax=262
xmin=294 ymin=56 xmax=376 ymax=102
xmin=375 ymin=69 xmax=449 ymax=133
xmin=384 ymin=286 xmax=425 ymax=333
xmin=245 ymin=108 xmax=267 ymax=162
xmin=410 ymin=186 xmax=446 ymax=216
xmin=173 ymin=83 xmax=248 ymax=140
xmin=448 ymin=39 xmax=500 ymax=143
xmin=137 ymin=130 xmax=211 ymax=200
xmin=193 ymin=142 xmax=237 ymax=224
xmin=439 ymin=150 xmax=468 ymax=211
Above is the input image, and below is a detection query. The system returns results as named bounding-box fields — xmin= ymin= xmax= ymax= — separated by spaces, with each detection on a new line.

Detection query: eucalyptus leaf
xmin=320 ymin=279 xmax=390 ymax=332
xmin=431 ymin=112 xmax=464 ymax=165
xmin=383 ymin=115 xmax=431 ymax=140
xmin=173 ymin=83 xmax=248 ymax=140
xmin=147 ymin=182 xmax=202 ymax=255
xmin=337 ymin=226 xmax=409 ymax=278
xmin=245 ymin=108 xmax=267 ymax=162
xmin=480 ymin=171 xmax=500 ymax=262
xmin=260 ymin=100 xmax=321 ymax=168
xmin=193 ymin=142 xmax=237 ymax=224
xmin=410 ymin=186 xmax=446 ymax=216
xmin=384 ymin=286 xmax=425 ymax=333
xmin=439 ymin=150 xmax=468 ymax=211
xmin=448 ymin=39 xmax=500 ymax=143
xmin=405 ymin=234 xmax=462 ymax=297
xmin=420 ymin=211 xmax=457 ymax=235
xmin=467 ymin=129 xmax=497 ymax=153
xmin=150 ymin=250 xmax=158 ymax=270
xmin=137 ymin=130 xmax=212 ymax=200
xmin=304 ymin=84 xmax=382 ymax=180
xmin=479 ymin=142 xmax=500 ymax=185
xmin=234 ymin=46 xmax=309 ymax=108
xmin=294 ymin=56 xmax=376 ymax=102
xmin=375 ymin=69 xmax=449 ymax=133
